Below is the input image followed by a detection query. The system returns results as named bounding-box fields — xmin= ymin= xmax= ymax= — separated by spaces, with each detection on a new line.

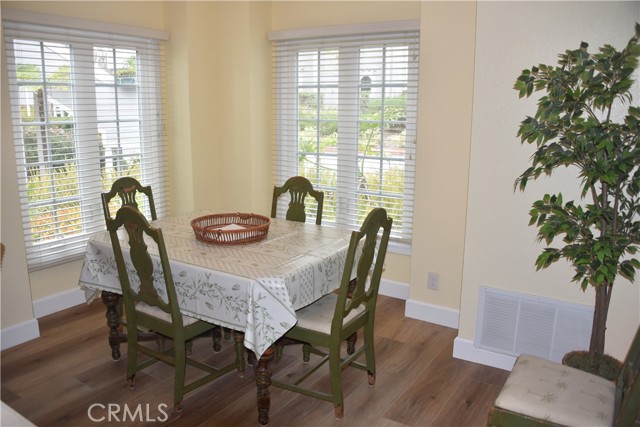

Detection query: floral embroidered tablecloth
xmin=78 ymin=212 xmax=353 ymax=357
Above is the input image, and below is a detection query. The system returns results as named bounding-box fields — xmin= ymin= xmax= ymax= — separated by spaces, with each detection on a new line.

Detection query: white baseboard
xmin=405 ymin=298 xmax=460 ymax=329
xmin=452 ymin=336 xmax=516 ymax=371
xmin=0 ymin=318 xmax=40 ymax=351
xmin=1 ymin=402 xmax=36 ymax=427
xmin=402 ymin=296 xmax=516 ymax=371
xmin=379 ymin=278 xmax=410 ymax=300
xmin=32 ymin=287 xmax=85 ymax=319
xmin=1 ymin=287 xmax=85 ymax=351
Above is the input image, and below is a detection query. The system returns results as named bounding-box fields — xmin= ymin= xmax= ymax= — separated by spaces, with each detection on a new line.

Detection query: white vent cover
xmin=476 ymin=286 xmax=593 ymax=362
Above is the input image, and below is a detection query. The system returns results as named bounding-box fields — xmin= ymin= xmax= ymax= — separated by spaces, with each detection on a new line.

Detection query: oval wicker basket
xmin=190 ymin=213 xmax=271 ymax=245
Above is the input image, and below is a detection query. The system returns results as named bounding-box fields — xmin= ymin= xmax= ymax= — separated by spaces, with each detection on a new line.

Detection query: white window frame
xmin=3 ymin=12 xmax=169 ymax=270
xmin=270 ymin=22 xmax=419 ymax=254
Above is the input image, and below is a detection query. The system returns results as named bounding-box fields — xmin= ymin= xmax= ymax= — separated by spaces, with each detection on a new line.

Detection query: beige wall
xmin=459 ymin=1 xmax=640 ymax=360
xmin=0 ymin=1 xmax=419 ymax=332
xmin=270 ymin=1 xmax=419 ymax=28
xmin=1 ymin=1 xmax=165 ymax=28
xmin=207 ymin=1 xmax=272 ymax=213
xmin=1 ymin=17 xmax=34 ymax=328
xmin=2 ymin=1 xmax=638 ymax=362
xmin=163 ymin=1 xmax=196 ymax=212
xmin=410 ymin=1 xmax=476 ymax=310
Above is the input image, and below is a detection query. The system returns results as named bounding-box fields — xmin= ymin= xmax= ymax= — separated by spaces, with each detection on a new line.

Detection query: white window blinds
xmin=271 ymin=28 xmax=419 ymax=245
xmin=3 ymin=20 xmax=168 ymax=270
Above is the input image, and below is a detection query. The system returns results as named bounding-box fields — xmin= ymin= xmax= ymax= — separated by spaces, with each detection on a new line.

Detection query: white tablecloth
xmin=78 ymin=212 xmax=353 ymax=357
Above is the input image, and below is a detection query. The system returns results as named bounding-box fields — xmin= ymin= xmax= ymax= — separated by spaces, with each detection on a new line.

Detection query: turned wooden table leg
xmin=233 ymin=331 xmax=246 ymax=377
xmin=101 ymin=291 xmax=123 ymax=361
xmin=212 ymin=326 xmax=222 ymax=352
xmin=256 ymin=346 xmax=274 ymax=426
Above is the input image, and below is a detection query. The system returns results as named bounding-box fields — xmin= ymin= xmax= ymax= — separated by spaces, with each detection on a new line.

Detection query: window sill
xmin=388 ymin=240 xmax=412 ymax=256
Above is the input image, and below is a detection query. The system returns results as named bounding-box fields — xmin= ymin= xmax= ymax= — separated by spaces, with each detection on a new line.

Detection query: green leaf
xmin=514 ymin=23 xmax=640 ymax=299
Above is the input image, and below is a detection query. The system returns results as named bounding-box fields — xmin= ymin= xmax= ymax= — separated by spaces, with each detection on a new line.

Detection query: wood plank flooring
xmin=1 ymin=296 xmax=509 ymax=427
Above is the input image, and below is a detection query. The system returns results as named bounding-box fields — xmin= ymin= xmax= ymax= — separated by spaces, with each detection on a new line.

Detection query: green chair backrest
xmin=107 ymin=205 xmax=182 ymax=332
xmin=614 ymin=324 xmax=640 ymax=426
xmin=271 ymin=176 xmax=324 ymax=225
xmin=102 ymin=177 xmax=157 ymax=223
xmin=331 ymin=208 xmax=392 ymax=335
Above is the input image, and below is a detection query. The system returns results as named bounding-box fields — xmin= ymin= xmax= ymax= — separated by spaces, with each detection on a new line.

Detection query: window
xmin=271 ymin=27 xmax=419 ymax=247
xmin=4 ymin=19 xmax=168 ymax=270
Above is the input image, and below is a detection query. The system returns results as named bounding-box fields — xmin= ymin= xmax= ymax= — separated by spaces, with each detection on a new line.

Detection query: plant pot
xmin=562 ymin=350 xmax=623 ymax=381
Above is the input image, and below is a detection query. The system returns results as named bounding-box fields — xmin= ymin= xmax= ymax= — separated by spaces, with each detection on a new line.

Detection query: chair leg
xmin=346 ymin=333 xmax=357 ymax=355
xmin=329 ymin=344 xmax=344 ymax=419
xmin=127 ymin=328 xmax=138 ymax=390
xmin=157 ymin=335 xmax=166 ymax=352
xmin=186 ymin=339 xmax=193 ymax=357
xmin=212 ymin=326 xmax=222 ymax=352
xmin=364 ymin=323 xmax=376 ymax=385
xmin=275 ymin=341 xmax=284 ymax=361
xmin=334 ymin=404 xmax=344 ymax=419
xmin=302 ymin=343 xmax=311 ymax=363
xmin=174 ymin=340 xmax=187 ymax=411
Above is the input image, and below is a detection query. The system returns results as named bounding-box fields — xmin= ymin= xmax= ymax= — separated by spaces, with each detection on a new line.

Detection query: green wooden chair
xmin=102 ymin=177 xmax=174 ymax=349
xmin=102 ymin=176 xmax=226 ymax=353
xmin=102 ymin=176 xmax=157 ymax=222
xmin=271 ymin=176 xmax=326 ymax=360
xmin=271 ymin=208 xmax=393 ymax=419
xmin=103 ymin=178 xmax=229 ymax=353
xmin=271 ymin=176 xmax=324 ymax=225
xmin=488 ymin=325 xmax=640 ymax=427
xmin=107 ymin=205 xmax=244 ymax=411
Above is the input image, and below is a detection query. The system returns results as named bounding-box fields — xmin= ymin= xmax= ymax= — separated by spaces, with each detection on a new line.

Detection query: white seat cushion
xmin=494 ymin=354 xmax=616 ymax=427
xmin=295 ymin=293 xmax=365 ymax=335
xmin=136 ymin=302 xmax=199 ymax=326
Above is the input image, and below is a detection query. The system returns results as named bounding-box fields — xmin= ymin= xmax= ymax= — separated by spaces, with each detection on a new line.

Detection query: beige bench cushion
xmin=494 ymin=354 xmax=616 ymax=427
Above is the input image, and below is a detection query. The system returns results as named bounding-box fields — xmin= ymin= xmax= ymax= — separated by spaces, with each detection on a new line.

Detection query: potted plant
xmin=513 ymin=24 xmax=640 ymax=379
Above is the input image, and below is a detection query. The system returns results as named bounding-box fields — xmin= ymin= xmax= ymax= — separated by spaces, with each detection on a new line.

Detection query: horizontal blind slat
xmin=4 ymin=19 xmax=169 ymax=271
xmin=272 ymin=29 xmax=418 ymax=244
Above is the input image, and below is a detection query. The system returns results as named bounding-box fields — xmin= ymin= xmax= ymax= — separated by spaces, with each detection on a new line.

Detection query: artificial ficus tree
xmin=514 ymin=24 xmax=640 ymax=361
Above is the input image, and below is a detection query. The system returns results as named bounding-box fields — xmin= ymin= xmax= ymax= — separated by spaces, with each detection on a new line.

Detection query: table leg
xmin=256 ymin=346 xmax=274 ymax=426
xmin=100 ymin=291 xmax=123 ymax=361
xmin=212 ymin=326 xmax=223 ymax=352
xmin=233 ymin=331 xmax=246 ymax=377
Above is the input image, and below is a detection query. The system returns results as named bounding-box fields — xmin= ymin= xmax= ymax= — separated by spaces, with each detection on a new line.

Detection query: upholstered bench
xmin=489 ymin=326 xmax=640 ymax=427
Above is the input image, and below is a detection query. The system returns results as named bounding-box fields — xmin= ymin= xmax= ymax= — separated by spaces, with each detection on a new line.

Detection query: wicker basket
xmin=190 ymin=213 xmax=271 ymax=245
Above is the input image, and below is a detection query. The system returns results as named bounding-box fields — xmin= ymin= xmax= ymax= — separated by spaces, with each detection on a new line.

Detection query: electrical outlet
xmin=428 ymin=272 xmax=439 ymax=290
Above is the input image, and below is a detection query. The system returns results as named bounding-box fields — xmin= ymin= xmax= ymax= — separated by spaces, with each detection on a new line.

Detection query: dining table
xmin=77 ymin=210 xmax=353 ymax=425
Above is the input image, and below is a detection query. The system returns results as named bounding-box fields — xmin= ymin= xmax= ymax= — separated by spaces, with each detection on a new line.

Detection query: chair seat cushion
xmin=137 ymin=302 xmax=199 ymax=326
xmin=295 ymin=293 xmax=365 ymax=335
xmin=494 ymin=354 xmax=616 ymax=427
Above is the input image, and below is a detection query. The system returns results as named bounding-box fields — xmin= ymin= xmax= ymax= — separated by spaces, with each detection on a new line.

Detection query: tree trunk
xmin=35 ymin=89 xmax=48 ymax=175
xmin=589 ymin=284 xmax=609 ymax=359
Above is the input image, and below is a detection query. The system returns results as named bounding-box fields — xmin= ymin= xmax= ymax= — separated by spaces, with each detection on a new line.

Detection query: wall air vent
xmin=476 ymin=286 xmax=593 ymax=362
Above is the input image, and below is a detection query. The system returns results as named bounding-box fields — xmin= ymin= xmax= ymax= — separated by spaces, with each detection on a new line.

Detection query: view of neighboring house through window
xmin=3 ymin=21 xmax=167 ymax=270
xmin=272 ymin=29 xmax=419 ymax=246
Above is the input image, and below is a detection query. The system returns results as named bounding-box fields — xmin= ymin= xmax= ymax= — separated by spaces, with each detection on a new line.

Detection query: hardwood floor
xmin=1 ymin=295 xmax=509 ymax=427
